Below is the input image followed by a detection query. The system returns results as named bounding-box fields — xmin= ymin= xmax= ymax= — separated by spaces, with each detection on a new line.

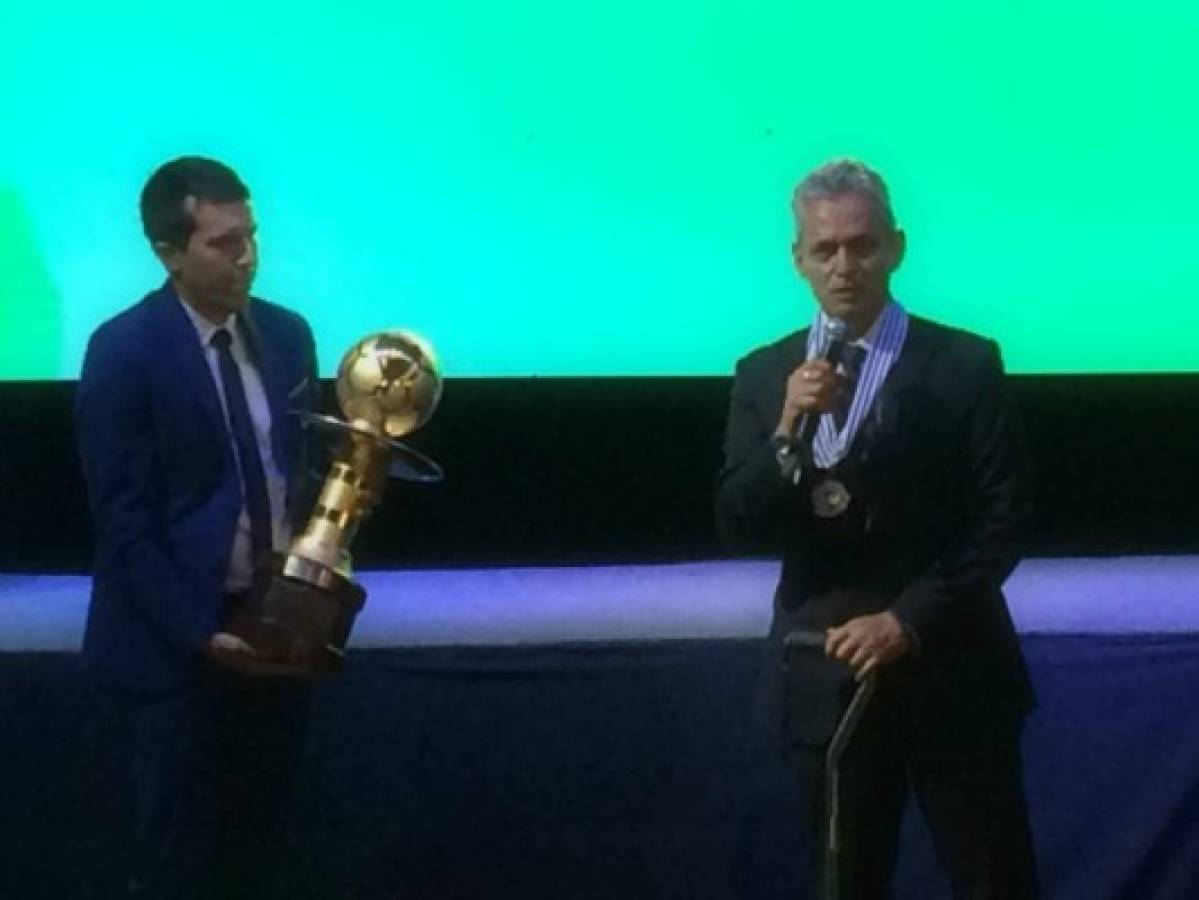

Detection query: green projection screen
xmin=0 ymin=2 xmax=1196 ymax=378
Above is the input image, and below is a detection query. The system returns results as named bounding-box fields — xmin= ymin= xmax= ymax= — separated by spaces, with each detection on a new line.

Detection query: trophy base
xmin=224 ymin=552 xmax=367 ymax=677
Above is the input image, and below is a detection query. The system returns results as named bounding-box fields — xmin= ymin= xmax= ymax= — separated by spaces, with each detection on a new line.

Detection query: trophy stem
xmin=290 ymin=431 xmax=389 ymax=576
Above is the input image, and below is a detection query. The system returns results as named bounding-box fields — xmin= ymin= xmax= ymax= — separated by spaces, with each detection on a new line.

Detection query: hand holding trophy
xmin=224 ymin=330 xmax=442 ymax=675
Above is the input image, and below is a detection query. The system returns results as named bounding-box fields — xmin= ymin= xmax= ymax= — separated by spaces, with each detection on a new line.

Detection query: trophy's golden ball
xmin=336 ymin=331 xmax=442 ymax=439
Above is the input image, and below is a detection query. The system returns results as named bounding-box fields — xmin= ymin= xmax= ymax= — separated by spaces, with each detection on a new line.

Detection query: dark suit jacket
xmin=76 ymin=282 xmax=320 ymax=693
xmin=716 ymin=315 xmax=1033 ymax=741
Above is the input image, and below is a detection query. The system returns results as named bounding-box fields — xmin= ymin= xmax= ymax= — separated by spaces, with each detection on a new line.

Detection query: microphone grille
xmin=824 ymin=317 xmax=849 ymax=343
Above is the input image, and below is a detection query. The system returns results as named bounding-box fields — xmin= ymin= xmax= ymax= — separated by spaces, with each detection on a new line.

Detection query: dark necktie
xmin=833 ymin=343 xmax=867 ymax=431
xmin=211 ymin=328 xmax=273 ymax=566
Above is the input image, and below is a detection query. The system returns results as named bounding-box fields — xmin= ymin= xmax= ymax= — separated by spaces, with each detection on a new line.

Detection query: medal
xmin=811 ymin=478 xmax=852 ymax=518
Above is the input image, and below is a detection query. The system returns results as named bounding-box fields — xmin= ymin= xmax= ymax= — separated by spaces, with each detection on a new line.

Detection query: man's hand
xmin=204 ymin=631 xmax=264 ymax=673
xmin=775 ymin=360 xmax=848 ymax=438
xmin=826 ymin=611 xmax=910 ymax=680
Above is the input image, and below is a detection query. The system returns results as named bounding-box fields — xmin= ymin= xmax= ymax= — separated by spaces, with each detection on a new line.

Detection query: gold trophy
xmin=226 ymin=330 xmax=443 ymax=675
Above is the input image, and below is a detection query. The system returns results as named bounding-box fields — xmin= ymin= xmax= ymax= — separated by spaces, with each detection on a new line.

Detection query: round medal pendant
xmin=811 ymin=478 xmax=852 ymax=518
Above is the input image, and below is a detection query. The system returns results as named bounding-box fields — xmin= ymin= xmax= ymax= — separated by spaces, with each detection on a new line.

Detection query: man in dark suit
xmin=716 ymin=159 xmax=1038 ymax=899
xmin=76 ymin=157 xmax=320 ymax=898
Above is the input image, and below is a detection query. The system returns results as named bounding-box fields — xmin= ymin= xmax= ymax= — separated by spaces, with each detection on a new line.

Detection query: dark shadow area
xmin=1 ymin=375 xmax=1197 ymax=571
xmin=3 ymin=636 xmax=1198 ymax=899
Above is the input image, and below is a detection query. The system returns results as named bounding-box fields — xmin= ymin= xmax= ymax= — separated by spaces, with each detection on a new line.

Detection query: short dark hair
xmin=139 ymin=156 xmax=250 ymax=248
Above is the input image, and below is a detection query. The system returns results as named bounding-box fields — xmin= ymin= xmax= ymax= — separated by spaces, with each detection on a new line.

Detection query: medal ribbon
xmin=805 ymin=301 xmax=909 ymax=469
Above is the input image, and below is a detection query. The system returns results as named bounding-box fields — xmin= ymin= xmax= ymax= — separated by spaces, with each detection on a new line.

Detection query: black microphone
xmin=789 ymin=316 xmax=849 ymax=451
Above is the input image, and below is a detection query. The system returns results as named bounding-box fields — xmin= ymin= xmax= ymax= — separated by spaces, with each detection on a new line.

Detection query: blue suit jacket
xmin=76 ymin=282 xmax=319 ymax=692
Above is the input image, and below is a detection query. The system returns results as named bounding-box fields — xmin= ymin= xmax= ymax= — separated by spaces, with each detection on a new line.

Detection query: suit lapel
xmin=852 ymin=316 xmax=932 ymax=455
xmin=873 ymin=318 xmax=925 ymax=404
xmin=152 ymin=283 xmax=229 ymax=445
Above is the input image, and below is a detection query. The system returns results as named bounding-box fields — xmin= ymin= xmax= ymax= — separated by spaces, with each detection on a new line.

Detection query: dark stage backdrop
xmin=1 ymin=376 xmax=1197 ymax=571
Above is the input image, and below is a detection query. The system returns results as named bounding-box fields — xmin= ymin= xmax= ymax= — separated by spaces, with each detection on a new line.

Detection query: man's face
xmin=792 ymin=192 xmax=904 ymax=336
xmin=158 ymin=198 xmax=257 ymax=319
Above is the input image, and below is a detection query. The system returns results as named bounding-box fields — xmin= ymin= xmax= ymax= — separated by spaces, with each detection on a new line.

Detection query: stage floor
xmin=4 ymin=557 xmax=1199 ymax=898
xmin=2 ymin=556 xmax=1198 ymax=651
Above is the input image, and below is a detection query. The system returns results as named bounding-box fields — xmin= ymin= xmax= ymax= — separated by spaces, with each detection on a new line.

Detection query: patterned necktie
xmin=211 ymin=328 xmax=273 ymax=566
xmin=833 ymin=343 xmax=868 ymax=431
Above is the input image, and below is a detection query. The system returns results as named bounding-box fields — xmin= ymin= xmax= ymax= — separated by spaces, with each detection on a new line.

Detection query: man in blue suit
xmin=76 ymin=157 xmax=320 ymax=898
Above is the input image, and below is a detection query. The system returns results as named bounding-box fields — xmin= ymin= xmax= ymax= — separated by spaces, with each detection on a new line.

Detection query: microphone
xmin=789 ymin=316 xmax=849 ymax=451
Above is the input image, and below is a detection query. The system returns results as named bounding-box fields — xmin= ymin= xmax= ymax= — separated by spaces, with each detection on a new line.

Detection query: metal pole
xmin=823 ymin=674 xmax=876 ymax=900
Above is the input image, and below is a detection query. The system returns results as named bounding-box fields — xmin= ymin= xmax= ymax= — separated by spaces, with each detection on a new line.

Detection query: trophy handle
xmin=302 ymin=412 xmax=443 ymax=483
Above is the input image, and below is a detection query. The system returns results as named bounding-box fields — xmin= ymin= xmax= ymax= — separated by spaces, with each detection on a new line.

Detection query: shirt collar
xmin=814 ymin=299 xmax=894 ymax=354
xmin=177 ymin=293 xmax=237 ymax=347
xmin=851 ymin=299 xmax=892 ymax=352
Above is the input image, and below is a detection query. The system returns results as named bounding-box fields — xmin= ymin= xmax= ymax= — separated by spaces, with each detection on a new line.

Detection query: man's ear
xmin=791 ymin=239 xmax=808 ymax=280
xmin=152 ymin=241 xmax=181 ymax=275
xmin=889 ymin=229 xmax=907 ymax=273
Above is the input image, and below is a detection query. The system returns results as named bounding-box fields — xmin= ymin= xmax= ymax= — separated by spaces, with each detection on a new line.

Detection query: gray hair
xmin=792 ymin=158 xmax=896 ymax=234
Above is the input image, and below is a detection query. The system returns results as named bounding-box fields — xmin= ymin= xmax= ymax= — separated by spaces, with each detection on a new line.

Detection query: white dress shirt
xmin=178 ymin=298 xmax=290 ymax=592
